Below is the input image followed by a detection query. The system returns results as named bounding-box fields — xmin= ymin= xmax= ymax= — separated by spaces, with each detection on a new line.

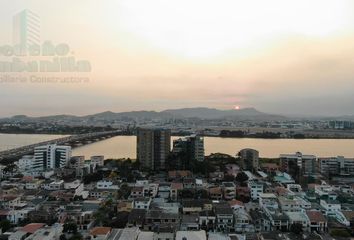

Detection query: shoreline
xmin=1 ymin=131 xmax=354 ymax=140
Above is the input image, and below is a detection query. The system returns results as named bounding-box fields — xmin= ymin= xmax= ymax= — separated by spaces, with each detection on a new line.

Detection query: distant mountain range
xmin=0 ymin=107 xmax=287 ymax=123
xmin=162 ymin=107 xmax=284 ymax=120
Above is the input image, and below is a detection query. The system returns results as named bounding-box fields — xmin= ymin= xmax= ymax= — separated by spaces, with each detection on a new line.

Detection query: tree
xmin=3 ymin=164 xmax=17 ymax=173
xmin=224 ymin=174 xmax=235 ymax=182
xmin=73 ymin=195 xmax=83 ymax=201
xmin=110 ymin=211 xmax=129 ymax=228
xmin=63 ymin=222 xmax=78 ymax=234
xmin=83 ymin=172 xmax=103 ymax=184
xmin=117 ymin=184 xmax=131 ymax=200
xmin=0 ymin=220 xmax=11 ymax=232
xmin=180 ymin=189 xmax=194 ymax=199
xmin=68 ymin=233 xmax=83 ymax=240
xmin=290 ymin=223 xmax=303 ymax=234
xmin=195 ymin=189 xmax=209 ymax=199
xmin=330 ymin=229 xmax=351 ymax=238
xmin=235 ymin=172 xmax=249 ymax=183
xmin=108 ymin=171 xmax=118 ymax=180
xmin=60 ymin=234 xmax=67 ymax=240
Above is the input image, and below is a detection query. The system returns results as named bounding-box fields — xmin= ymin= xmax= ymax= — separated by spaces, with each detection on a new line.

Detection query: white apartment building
xmin=133 ymin=197 xmax=152 ymax=209
xmin=6 ymin=209 xmax=32 ymax=224
xmin=64 ymin=180 xmax=84 ymax=196
xmin=33 ymin=144 xmax=71 ymax=171
xmin=42 ymin=180 xmax=64 ymax=191
xmin=319 ymin=156 xmax=354 ymax=176
xmin=248 ymin=180 xmax=264 ymax=200
xmin=16 ymin=155 xmax=34 ymax=172
xmin=314 ymin=184 xmax=337 ymax=200
xmin=259 ymin=193 xmax=279 ymax=214
xmin=320 ymin=199 xmax=350 ymax=226
xmin=278 ymin=196 xmax=311 ymax=213
xmin=96 ymin=180 xmax=119 ymax=190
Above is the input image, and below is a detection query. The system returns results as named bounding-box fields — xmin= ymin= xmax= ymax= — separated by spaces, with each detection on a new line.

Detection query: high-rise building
xmin=137 ymin=128 xmax=171 ymax=171
xmin=172 ymin=135 xmax=205 ymax=164
xmin=319 ymin=156 xmax=354 ymax=176
xmin=33 ymin=144 xmax=71 ymax=171
xmin=13 ymin=9 xmax=40 ymax=53
xmin=69 ymin=156 xmax=85 ymax=168
xmin=328 ymin=121 xmax=354 ymax=130
xmin=280 ymin=152 xmax=316 ymax=176
xmin=238 ymin=148 xmax=259 ymax=172
xmin=189 ymin=135 xmax=204 ymax=162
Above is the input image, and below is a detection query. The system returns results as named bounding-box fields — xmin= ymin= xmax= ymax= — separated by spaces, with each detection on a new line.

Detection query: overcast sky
xmin=1 ymin=0 xmax=354 ymax=117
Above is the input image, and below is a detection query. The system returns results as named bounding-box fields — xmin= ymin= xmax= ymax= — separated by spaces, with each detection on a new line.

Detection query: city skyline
xmin=1 ymin=0 xmax=354 ymax=117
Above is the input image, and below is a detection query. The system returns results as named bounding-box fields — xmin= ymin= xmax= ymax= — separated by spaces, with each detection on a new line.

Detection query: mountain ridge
xmin=0 ymin=107 xmax=285 ymax=121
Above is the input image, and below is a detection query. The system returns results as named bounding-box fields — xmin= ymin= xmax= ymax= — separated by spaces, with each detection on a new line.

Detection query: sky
xmin=1 ymin=0 xmax=354 ymax=117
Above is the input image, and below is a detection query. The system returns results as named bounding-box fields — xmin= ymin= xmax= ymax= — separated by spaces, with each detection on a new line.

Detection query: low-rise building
xmin=96 ymin=180 xmax=119 ymax=190
xmin=181 ymin=214 xmax=200 ymax=231
xmin=133 ymin=197 xmax=151 ymax=210
xmin=248 ymin=180 xmax=264 ymax=200
xmin=170 ymin=183 xmax=183 ymax=201
xmin=320 ymin=199 xmax=350 ymax=226
xmin=286 ymin=212 xmax=310 ymax=232
xmin=199 ymin=210 xmax=216 ymax=231
xmin=222 ymin=182 xmax=236 ymax=200
xmin=176 ymin=230 xmax=206 ymax=240
xmin=306 ymin=210 xmax=327 ymax=232
xmin=209 ymin=187 xmax=223 ymax=200
xmin=214 ymin=203 xmax=234 ymax=233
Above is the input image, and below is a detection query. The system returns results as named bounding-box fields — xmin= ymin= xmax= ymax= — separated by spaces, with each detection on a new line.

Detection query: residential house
xmin=306 ymin=210 xmax=328 ymax=232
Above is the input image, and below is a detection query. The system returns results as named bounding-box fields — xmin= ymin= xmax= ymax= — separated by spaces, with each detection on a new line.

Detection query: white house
xmin=96 ymin=180 xmax=119 ymax=190
xmin=320 ymin=199 xmax=349 ymax=226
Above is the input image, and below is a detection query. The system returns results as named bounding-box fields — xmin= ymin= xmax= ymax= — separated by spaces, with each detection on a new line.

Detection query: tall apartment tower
xmin=137 ymin=128 xmax=171 ymax=171
xmin=189 ymin=135 xmax=205 ymax=162
xmin=280 ymin=152 xmax=316 ymax=176
xmin=172 ymin=135 xmax=205 ymax=162
xmin=13 ymin=9 xmax=40 ymax=54
xmin=238 ymin=148 xmax=259 ymax=172
xmin=33 ymin=144 xmax=71 ymax=171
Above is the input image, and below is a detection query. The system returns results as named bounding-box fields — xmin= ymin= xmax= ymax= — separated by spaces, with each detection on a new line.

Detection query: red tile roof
xmin=168 ymin=170 xmax=192 ymax=178
xmin=90 ymin=227 xmax=112 ymax=236
xmin=0 ymin=210 xmax=9 ymax=216
xmin=171 ymin=182 xmax=183 ymax=190
xmin=228 ymin=199 xmax=244 ymax=206
xmin=21 ymin=223 xmax=45 ymax=233
xmin=306 ymin=211 xmax=326 ymax=222
xmin=275 ymin=187 xmax=288 ymax=196
xmin=209 ymin=187 xmax=222 ymax=194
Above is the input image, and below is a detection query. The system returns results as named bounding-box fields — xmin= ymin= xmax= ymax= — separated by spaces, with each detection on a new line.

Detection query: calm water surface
xmin=0 ymin=134 xmax=353 ymax=159
xmin=73 ymin=136 xmax=354 ymax=159
xmin=0 ymin=133 xmax=67 ymax=151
